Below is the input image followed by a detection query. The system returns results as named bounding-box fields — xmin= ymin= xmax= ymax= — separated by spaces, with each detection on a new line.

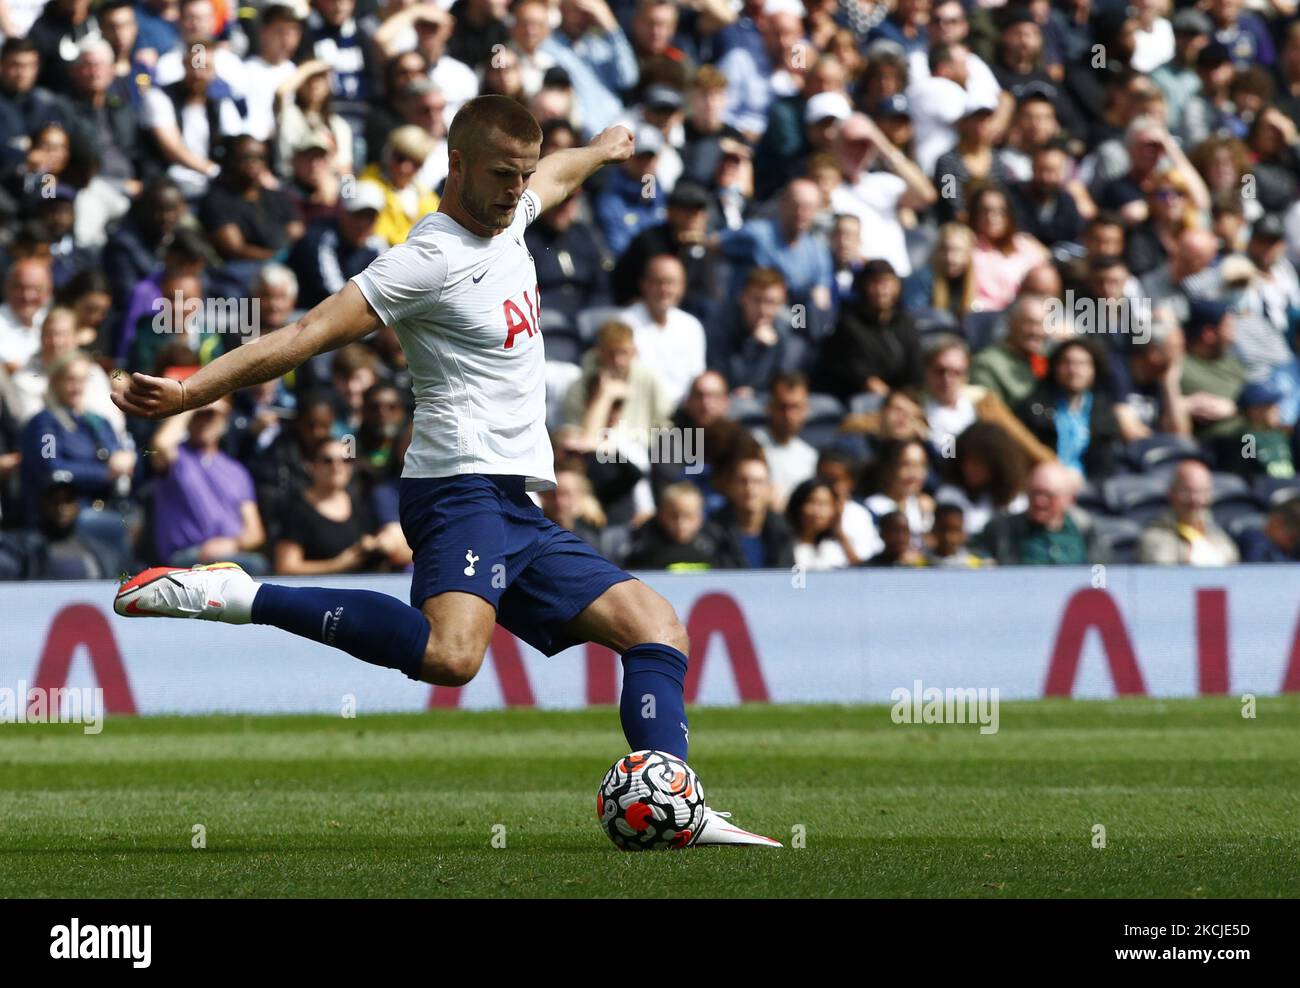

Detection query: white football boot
xmin=692 ymin=807 xmax=784 ymax=847
xmin=114 ymin=562 xmax=258 ymax=624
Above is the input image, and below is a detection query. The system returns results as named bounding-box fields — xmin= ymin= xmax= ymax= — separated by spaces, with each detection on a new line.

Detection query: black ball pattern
xmin=596 ymin=750 xmax=706 ymax=851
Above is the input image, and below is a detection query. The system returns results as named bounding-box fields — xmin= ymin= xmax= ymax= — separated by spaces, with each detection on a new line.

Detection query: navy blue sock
xmin=620 ymin=643 xmax=689 ymax=759
xmin=250 ymin=584 xmax=429 ymax=680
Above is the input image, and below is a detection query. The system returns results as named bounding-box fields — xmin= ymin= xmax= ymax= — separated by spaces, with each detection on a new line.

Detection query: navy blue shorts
xmin=398 ymin=474 xmax=636 ymax=656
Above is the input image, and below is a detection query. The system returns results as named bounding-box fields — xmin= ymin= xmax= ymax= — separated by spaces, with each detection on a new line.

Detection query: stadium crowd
xmin=3 ymin=0 xmax=1300 ymax=580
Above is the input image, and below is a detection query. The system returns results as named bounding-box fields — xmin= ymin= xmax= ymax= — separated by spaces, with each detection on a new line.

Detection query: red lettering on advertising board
xmin=1196 ymin=589 xmax=1229 ymax=694
xmin=683 ymin=592 xmax=769 ymax=702
xmin=32 ymin=604 xmax=137 ymax=713
xmin=428 ymin=625 xmax=537 ymax=708
xmin=1044 ymin=589 xmax=1146 ymax=697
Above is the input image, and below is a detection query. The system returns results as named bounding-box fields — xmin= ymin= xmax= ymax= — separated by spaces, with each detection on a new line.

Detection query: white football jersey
xmin=352 ymin=189 xmax=555 ymax=490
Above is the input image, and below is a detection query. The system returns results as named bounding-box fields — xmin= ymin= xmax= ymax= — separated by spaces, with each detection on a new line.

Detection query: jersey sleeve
xmin=351 ymin=238 xmax=450 ymax=325
xmin=513 ymin=189 xmax=542 ymax=232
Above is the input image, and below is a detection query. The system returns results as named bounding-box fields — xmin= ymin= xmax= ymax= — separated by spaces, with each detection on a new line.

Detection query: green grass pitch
xmin=2 ymin=697 xmax=1298 ymax=898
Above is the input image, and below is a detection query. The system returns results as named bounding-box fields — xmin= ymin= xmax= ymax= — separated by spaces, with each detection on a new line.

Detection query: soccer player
xmin=110 ymin=96 xmax=780 ymax=848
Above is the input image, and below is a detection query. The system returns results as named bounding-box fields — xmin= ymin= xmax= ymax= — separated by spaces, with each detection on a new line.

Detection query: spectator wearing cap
xmin=140 ymin=35 xmax=246 ymax=202
xmin=1221 ymin=381 xmax=1295 ymax=481
xmin=594 ymin=124 xmax=667 ymax=256
xmin=240 ymin=2 xmax=307 ymax=144
xmin=932 ymin=88 xmax=1013 ymax=225
xmin=525 ymin=186 xmax=613 ymax=331
xmin=1238 ymin=213 xmax=1300 ymax=340
xmin=751 ymin=54 xmax=850 ymax=201
xmin=756 ymin=87 xmax=850 ymax=202
xmin=19 ymin=351 xmax=135 ymax=530
xmin=288 ymin=184 xmax=383 ymax=309
xmin=1179 ymin=299 xmax=1247 ymax=440
xmin=447 ymin=0 xmax=511 ymax=72
xmin=0 ymin=257 xmax=53 ymax=373
xmin=357 ymin=126 xmax=440 ymax=247
xmin=816 ymin=258 xmax=921 ymax=402
xmin=147 ymin=396 xmax=270 ymax=572
xmin=1137 ymin=459 xmax=1239 ymax=566
xmin=284 ymin=134 xmax=346 ymax=226
xmin=28 ymin=0 xmax=99 ymax=96
xmin=1151 ymin=9 xmax=1213 ymax=137
xmin=1016 ymin=337 xmax=1122 ymax=482
xmin=829 ymin=113 xmax=937 ymax=278
xmin=619 ymin=254 xmax=707 ymax=406
xmin=276 ymin=59 xmax=355 ymax=180
xmin=616 ymin=84 xmax=686 ymax=191
xmin=716 ymin=0 xmax=805 ymax=143
xmin=1007 ymin=139 xmax=1085 ymax=252
xmin=906 ymin=42 xmax=972 ymax=177
xmin=971 ymin=461 xmax=1106 ymax=566
xmin=718 ymin=177 xmax=832 ymax=322
xmin=0 ymin=474 xmax=126 ymax=580
xmin=0 ymin=39 xmax=70 ymax=170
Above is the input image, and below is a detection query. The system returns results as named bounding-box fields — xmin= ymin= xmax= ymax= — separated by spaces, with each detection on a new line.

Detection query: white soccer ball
xmin=596 ymin=750 xmax=705 ymax=851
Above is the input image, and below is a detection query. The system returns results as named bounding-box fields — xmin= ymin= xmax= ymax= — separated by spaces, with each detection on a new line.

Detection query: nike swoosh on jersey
xmin=472 ymin=270 xmax=487 ymax=283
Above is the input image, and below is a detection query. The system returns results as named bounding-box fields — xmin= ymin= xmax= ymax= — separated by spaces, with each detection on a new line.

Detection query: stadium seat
xmin=545 ymin=361 xmax=582 ymax=432
xmin=1089 ymin=515 xmax=1142 ymax=564
xmin=848 ymin=393 xmax=885 ymax=416
xmin=1211 ymin=473 xmax=1250 ymax=501
xmin=799 ymin=393 xmax=848 ymax=450
xmin=576 ymin=305 xmax=627 ymax=343
xmin=1226 ymin=512 xmax=1267 ymax=542
xmin=1253 ymin=475 xmax=1300 ymax=508
xmin=1123 ymin=433 xmax=1203 ymax=474
xmin=1075 ymin=480 xmax=1107 ymax=515
xmin=542 ymin=326 xmax=583 ymax=364
xmin=729 ymin=393 xmax=768 ymax=427
xmin=1213 ymin=495 xmax=1265 ymax=528
xmin=1102 ymin=473 xmax=1170 ymax=526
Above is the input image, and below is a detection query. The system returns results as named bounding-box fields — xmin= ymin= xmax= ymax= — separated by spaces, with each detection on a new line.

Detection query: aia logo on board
xmin=502 ymin=285 xmax=542 ymax=350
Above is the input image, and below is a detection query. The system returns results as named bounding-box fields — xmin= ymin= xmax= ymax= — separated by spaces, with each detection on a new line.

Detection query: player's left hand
xmin=591 ymin=125 xmax=634 ymax=165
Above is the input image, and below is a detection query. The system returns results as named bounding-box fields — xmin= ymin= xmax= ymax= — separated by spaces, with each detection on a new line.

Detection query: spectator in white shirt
xmin=240 ymin=2 xmax=306 ymax=143
xmin=619 ymin=254 xmax=707 ymax=406
xmin=751 ymin=371 xmax=818 ymax=510
xmin=0 ymin=258 xmax=53 ymax=373
xmin=829 ymin=113 xmax=937 ymax=277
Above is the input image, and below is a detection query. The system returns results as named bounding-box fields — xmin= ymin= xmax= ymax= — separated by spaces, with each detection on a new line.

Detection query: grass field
xmin=2 ymin=697 xmax=1298 ymax=898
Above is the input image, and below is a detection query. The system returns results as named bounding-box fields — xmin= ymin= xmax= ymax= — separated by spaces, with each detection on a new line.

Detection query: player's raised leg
xmin=560 ymin=580 xmax=783 ymax=848
xmin=114 ymin=563 xmax=441 ymax=681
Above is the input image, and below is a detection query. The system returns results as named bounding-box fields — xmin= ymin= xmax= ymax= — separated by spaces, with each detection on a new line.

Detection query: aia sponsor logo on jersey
xmin=502 ymin=284 xmax=542 ymax=350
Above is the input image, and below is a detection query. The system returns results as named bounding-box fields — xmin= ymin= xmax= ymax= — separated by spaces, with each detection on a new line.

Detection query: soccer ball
xmin=596 ymin=750 xmax=705 ymax=851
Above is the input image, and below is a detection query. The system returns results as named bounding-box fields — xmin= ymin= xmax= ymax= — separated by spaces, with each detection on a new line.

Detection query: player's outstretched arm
xmin=111 ymin=282 xmax=382 ymax=420
xmin=529 ymin=125 xmax=634 ymax=213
